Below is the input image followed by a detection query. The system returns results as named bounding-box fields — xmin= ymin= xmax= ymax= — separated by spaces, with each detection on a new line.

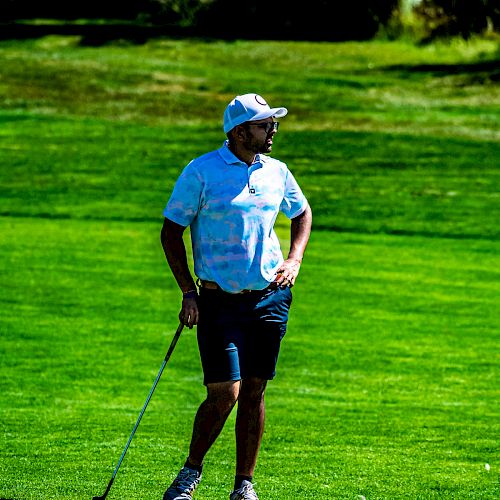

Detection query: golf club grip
xmin=164 ymin=322 xmax=184 ymax=362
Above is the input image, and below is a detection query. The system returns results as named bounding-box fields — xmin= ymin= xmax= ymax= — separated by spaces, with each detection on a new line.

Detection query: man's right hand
xmin=180 ymin=296 xmax=199 ymax=329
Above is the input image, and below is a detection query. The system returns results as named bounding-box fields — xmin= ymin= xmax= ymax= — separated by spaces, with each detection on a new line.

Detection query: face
xmin=241 ymin=119 xmax=279 ymax=155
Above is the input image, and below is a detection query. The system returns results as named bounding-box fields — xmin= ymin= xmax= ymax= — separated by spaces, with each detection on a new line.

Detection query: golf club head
xmin=93 ymin=475 xmax=114 ymax=500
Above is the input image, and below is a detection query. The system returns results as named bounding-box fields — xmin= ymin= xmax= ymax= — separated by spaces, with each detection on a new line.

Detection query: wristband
xmin=182 ymin=290 xmax=198 ymax=300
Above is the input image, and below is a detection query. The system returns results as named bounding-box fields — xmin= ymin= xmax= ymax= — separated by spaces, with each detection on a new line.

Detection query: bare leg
xmin=187 ymin=380 xmax=240 ymax=467
xmin=235 ymin=377 xmax=267 ymax=476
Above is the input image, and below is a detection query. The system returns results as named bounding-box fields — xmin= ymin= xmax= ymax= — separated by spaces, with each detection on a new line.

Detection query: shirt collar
xmin=219 ymin=141 xmax=262 ymax=166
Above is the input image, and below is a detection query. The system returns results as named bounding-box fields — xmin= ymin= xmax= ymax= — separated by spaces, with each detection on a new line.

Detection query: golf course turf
xmin=0 ymin=35 xmax=498 ymax=499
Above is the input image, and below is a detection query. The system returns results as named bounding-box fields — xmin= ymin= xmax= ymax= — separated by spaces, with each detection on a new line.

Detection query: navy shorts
xmin=197 ymin=286 xmax=293 ymax=385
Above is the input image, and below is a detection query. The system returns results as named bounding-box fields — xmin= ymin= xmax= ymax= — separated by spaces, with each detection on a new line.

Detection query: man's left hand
xmin=274 ymin=258 xmax=301 ymax=287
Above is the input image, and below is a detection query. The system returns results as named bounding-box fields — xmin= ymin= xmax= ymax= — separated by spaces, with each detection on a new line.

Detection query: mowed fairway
xmin=0 ymin=36 xmax=499 ymax=499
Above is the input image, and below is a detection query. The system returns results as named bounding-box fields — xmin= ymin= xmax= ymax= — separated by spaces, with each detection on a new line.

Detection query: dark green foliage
xmin=195 ymin=0 xmax=399 ymax=41
xmin=0 ymin=1 xmax=203 ymax=25
xmin=0 ymin=0 xmax=143 ymax=21
xmin=139 ymin=0 xmax=206 ymax=26
xmin=2 ymin=0 xmax=400 ymax=41
xmin=414 ymin=0 xmax=500 ymax=40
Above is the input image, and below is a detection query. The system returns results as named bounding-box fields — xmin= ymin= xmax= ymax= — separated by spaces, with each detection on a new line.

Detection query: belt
xmin=199 ymin=279 xmax=277 ymax=294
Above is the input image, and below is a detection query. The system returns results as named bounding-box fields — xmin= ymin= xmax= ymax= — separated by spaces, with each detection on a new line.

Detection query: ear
xmin=233 ymin=125 xmax=248 ymax=142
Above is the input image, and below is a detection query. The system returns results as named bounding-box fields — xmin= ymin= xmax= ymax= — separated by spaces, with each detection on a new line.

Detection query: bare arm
xmin=160 ymin=217 xmax=199 ymax=328
xmin=275 ymin=203 xmax=312 ymax=287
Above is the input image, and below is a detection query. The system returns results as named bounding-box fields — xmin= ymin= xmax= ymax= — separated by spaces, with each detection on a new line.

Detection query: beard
xmin=244 ymin=135 xmax=273 ymax=155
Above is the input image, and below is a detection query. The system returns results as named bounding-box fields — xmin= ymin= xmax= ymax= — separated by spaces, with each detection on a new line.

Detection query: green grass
xmin=1 ymin=37 xmax=499 ymax=238
xmin=0 ymin=35 xmax=499 ymax=499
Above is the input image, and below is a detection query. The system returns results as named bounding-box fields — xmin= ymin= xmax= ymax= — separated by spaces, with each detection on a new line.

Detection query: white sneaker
xmin=163 ymin=466 xmax=202 ymax=499
xmin=230 ymin=480 xmax=259 ymax=500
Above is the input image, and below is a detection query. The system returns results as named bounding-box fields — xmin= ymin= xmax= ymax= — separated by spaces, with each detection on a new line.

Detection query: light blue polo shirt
xmin=164 ymin=141 xmax=308 ymax=293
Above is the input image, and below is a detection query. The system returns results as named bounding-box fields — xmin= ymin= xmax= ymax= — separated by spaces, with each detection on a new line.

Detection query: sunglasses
xmin=245 ymin=121 xmax=279 ymax=134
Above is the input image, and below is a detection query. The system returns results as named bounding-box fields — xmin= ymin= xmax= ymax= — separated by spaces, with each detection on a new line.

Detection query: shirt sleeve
xmin=280 ymin=168 xmax=308 ymax=219
xmin=163 ymin=162 xmax=203 ymax=227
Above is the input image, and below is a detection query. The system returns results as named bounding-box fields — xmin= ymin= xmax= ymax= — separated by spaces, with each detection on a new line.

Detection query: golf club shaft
xmin=94 ymin=322 xmax=184 ymax=499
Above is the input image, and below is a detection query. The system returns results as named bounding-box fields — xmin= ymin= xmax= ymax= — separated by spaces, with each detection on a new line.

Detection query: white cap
xmin=223 ymin=93 xmax=288 ymax=133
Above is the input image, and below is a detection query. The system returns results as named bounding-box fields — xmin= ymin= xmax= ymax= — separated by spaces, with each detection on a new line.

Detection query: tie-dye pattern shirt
xmin=163 ymin=141 xmax=308 ymax=293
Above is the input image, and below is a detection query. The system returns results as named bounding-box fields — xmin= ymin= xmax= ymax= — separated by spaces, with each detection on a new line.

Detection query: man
xmin=161 ymin=93 xmax=312 ymax=500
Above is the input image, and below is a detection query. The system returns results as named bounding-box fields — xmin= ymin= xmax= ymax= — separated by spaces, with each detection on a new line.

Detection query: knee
xmin=206 ymin=381 xmax=240 ymax=415
xmin=239 ymin=378 xmax=267 ymax=406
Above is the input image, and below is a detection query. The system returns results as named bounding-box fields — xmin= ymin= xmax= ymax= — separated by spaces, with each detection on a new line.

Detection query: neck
xmin=228 ymin=142 xmax=256 ymax=166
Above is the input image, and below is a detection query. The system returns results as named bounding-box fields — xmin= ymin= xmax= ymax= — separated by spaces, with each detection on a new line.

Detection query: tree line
xmin=1 ymin=0 xmax=498 ymax=41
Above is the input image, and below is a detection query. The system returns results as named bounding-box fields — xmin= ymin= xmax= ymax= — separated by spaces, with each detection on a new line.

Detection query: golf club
xmin=93 ymin=322 xmax=184 ymax=500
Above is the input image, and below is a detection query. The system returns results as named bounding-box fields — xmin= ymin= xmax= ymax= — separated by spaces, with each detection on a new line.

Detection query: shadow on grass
xmin=384 ymin=60 xmax=500 ymax=83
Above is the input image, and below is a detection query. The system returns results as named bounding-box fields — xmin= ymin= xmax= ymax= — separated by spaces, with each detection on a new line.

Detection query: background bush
xmin=1 ymin=1 xmax=498 ymax=41
xmin=413 ymin=0 xmax=500 ymax=40
xmin=1 ymin=0 xmax=400 ymax=41
xmin=193 ymin=0 xmax=399 ymax=41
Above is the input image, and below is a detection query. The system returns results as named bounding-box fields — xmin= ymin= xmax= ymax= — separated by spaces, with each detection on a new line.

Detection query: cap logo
xmin=254 ymin=95 xmax=267 ymax=106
